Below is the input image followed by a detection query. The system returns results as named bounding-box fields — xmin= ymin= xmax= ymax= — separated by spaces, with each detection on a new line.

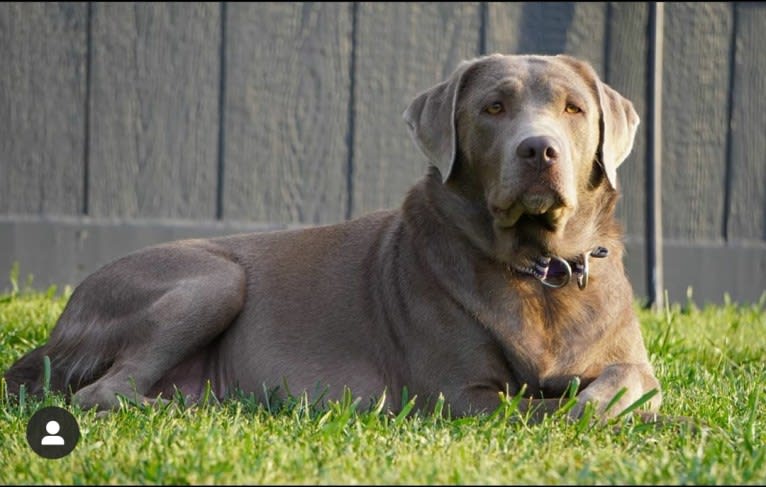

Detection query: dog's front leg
xmin=569 ymin=363 xmax=662 ymax=420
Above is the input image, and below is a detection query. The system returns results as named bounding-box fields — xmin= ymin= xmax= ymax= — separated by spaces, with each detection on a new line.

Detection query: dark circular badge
xmin=26 ymin=406 xmax=80 ymax=459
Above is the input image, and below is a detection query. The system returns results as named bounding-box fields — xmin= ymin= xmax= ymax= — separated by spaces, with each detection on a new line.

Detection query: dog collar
xmin=510 ymin=246 xmax=609 ymax=290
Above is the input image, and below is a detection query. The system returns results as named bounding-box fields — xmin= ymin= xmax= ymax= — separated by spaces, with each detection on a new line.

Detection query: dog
xmin=5 ymin=53 xmax=661 ymax=421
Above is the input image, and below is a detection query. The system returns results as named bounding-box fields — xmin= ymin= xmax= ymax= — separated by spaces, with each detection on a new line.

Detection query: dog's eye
xmin=484 ymin=102 xmax=504 ymax=115
xmin=565 ymin=103 xmax=582 ymax=114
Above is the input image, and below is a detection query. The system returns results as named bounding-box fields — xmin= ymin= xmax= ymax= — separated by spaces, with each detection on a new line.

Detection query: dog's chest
xmin=486 ymin=281 xmax=609 ymax=394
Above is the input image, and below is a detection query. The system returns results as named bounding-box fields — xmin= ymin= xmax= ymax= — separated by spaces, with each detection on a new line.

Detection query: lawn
xmin=1 ymin=273 xmax=764 ymax=484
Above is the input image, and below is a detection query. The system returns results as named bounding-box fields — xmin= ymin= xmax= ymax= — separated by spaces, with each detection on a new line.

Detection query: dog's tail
xmin=4 ymin=345 xmax=51 ymax=397
xmin=4 ymin=331 xmax=113 ymax=400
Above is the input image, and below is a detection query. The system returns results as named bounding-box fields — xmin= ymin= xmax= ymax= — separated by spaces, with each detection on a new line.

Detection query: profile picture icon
xmin=26 ymin=406 xmax=80 ymax=459
xmin=40 ymin=420 xmax=66 ymax=446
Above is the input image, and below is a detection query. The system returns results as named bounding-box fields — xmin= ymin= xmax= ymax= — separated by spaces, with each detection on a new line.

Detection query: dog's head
xmin=403 ymin=54 xmax=638 ymax=259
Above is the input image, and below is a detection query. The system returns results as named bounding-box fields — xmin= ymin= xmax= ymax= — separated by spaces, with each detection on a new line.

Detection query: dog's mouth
xmin=514 ymin=210 xmax=562 ymax=232
xmin=491 ymin=190 xmax=568 ymax=233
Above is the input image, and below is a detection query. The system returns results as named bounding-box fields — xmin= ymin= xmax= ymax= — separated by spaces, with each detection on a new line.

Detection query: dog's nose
xmin=516 ymin=136 xmax=559 ymax=168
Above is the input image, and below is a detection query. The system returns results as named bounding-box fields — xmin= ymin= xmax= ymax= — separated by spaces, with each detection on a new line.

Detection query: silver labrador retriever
xmin=5 ymin=53 xmax=661 ymax=420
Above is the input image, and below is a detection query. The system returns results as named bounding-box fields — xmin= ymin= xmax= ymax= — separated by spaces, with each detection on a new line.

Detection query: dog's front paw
xmin=567 ymin=386 xmax=642 ymax=422
xmin=567 ymin=364 xmax=662 ymax=422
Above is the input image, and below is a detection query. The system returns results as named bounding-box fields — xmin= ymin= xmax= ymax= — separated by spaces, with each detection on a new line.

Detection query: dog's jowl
xmin=5 ymin=54 xmax=661 ymax=420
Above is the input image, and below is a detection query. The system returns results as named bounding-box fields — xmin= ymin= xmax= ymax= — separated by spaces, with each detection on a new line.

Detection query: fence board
xmin=222 ymin=2 xmax=351 ymax=224
xmin=0 ymin=2 xmax=86 ymax=215
xmin=351 ymin=2 xmax=481 ymax=217
xmin=661 ymin=2 xmax=733 ymax=240
xmin=605 ymin=2 xmax=648 ymax=239
xmin=727 ymin=3 xmax=766 ymax=241
xmin=88 ymin=2 xmax=220 ymax=219
xmin=487 ymin=2 xmax=607 ymax=72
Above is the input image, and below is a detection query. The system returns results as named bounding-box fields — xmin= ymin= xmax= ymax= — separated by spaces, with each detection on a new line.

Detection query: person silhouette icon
xmin=27 ymin=406 xmax=80 ymax=458
xmin=40 ymin=420 xmax=65 ymax=446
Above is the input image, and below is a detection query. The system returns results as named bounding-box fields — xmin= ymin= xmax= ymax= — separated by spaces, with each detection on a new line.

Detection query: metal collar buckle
xmin=538 ymin=246 xmax=609 ymax=290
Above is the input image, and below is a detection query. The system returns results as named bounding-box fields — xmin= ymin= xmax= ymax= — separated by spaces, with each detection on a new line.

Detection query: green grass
xmin=1 ymin=277 xmax=764 ymax=484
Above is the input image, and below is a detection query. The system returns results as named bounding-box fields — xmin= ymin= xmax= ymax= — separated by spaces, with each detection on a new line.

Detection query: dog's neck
xmin=402 ymin=167 xmax=624 ymax=277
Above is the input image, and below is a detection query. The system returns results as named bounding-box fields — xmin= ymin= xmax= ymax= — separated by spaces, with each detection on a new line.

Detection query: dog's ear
xmin=595 ymin=80 xmax=640 ymax=190
xmin=402 ymin=59 xmax=476 ymax=183
xmin=556 ymin=55 xmax=639 ymax=190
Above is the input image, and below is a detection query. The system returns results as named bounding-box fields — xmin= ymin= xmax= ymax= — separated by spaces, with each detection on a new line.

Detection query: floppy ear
xmin=402 ymin=60 xmax=475 ymax=183
xmin=594 ymin=80 xmax=640 ymax=190
xmin=556 ymin=54 xmax=639 ymax=190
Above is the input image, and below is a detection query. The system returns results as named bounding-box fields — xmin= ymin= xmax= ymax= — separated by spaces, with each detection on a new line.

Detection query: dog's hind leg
xmin=58 ymin=243 xmax=246 ymax=411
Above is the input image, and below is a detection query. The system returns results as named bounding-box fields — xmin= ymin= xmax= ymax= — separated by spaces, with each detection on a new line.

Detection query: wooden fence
xmin=1 ymin=2 xmax=764 ymax=304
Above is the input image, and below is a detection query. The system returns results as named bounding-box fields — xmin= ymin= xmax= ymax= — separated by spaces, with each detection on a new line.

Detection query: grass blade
xmin=394 ymin=396 xmax=417 ymax=426
xmin=42 ymin=355 xmax=51 ymax=397
xmin=602 ymin=387 xmax=627 ymax=415
xmin=19 ymin=384 xmax=27 ymax=413
xmin=616 ymin=388 xmax=660 ymax=419
xmin=371 ymin=390 xmax=387 ymax=416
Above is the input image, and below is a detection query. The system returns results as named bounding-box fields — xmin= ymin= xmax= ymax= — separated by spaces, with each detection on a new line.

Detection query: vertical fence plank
xmin=605 ymin=2 xmax=648 ymax=240
xmin=727 ymin=3 xmax=766 ymax=241
xmin=0 ymin=2 xmax=86 ymax=216
xmin=88 ymin=2 xmax=220 ymax=219
xmin=223 ymin=2 xmax=352 ymax=224
xmin=487 ymin=2 xmax=607 ymax=72
xmin=661 ymin=2 xmax=733 ymax=240
xmin=646 ymin=2 xmax=665 ymax=310
xmin=351 ymin=2 xmax=481 ymax=217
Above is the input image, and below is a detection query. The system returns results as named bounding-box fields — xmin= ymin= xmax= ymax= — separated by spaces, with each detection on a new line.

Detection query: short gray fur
xmin=485 ymin=1 xmax=650 ymax=241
